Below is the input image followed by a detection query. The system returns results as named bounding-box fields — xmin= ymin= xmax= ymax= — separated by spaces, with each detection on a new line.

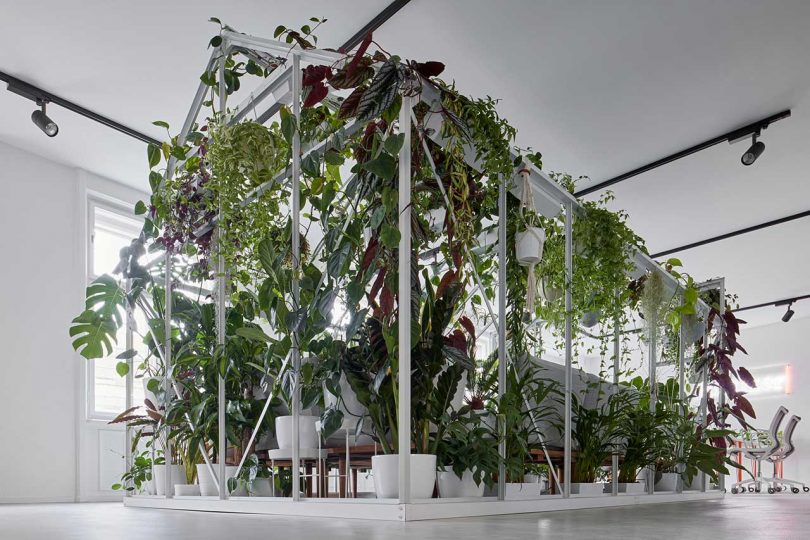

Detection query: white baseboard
xmin=0 ymin=496 xmax=76 ymax=504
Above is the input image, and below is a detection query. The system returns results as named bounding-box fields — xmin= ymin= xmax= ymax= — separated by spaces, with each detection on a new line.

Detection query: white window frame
xmin=85 ymin=195 xmax=143 ymax=421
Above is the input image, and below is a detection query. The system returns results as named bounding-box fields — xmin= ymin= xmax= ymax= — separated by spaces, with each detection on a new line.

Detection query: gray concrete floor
xmin=0 ymin=496 xmax=806 ymax=539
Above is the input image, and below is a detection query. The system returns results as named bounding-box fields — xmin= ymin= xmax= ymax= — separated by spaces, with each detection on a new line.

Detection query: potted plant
xmin=435 ymin=412 xmax=498 ymax=498
xmin=112 ymin=451 xmax=153 ymax=494
xmin=566 ymin=394 xmax=628 ymax=496
xmin=615 ymin=400 xmax=671 ymax=494
xmin=341 ymin=271 xmax=474 ymax=499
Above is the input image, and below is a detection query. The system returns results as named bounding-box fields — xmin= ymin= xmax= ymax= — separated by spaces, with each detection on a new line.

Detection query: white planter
xmin=372 ymin=454 xmax=436 ymax=499
xmin=174 ymin=484 xmax=200 ymax=496
xmin=618 ymin=482 xmax=646 ymax=494
xmin=504 ymin=482 xmax=544 ymax=499
xmin=275 ymin=415 xmax=320 ymax=449
xmin=516 ymin=227 xmax=546 ymax=266
xmin=437 ymin=467 xmax=485 ymax=498
xmin=152 ymin=464 xmax=186 ymax=496
xmin=250 ymin=477 xmax=274 ymax=497
xmin=655 ymin=472 xmax=679 ymax=491
xmin=564 ymin=482 xmax=605 ymax=496
xmin=196 ymin=464 xmax=243 ymax=496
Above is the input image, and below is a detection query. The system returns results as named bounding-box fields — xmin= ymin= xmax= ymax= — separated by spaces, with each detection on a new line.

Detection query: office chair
xmin=729 ymin=406 xmax=787 ymax=494
xmin=765 ymin=415 xmax=810 ymax=494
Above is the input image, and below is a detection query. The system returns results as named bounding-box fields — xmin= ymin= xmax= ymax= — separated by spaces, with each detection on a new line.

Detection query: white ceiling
xmin=2 ymin=0 xmax=808 ymax=327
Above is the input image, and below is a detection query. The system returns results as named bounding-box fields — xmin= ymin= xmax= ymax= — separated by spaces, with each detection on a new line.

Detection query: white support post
xmin=497 ymin=174 xmax=507 ymax=501
xmin=563 ymin=202 xmax=573 ymax=499
xmin=717 ymin=278 xmax=726 ymax=493
xmin=611 ymin=320 xmax=620 ymax=496
xmin=124 ymin=278 xmax=134 ymax=496
xmin=677 ymin=294 xmax=686 ymax=494
xmin=216 ymin=53 xmax=228 ymax=501
xmin=163 ymin=253 xmax=173 ymax=499
xmin=397 ymin=94 xmax=413 ymax=504
xmin=291 ymin=52 xmax=303 ymax=502
xmin=647 ymin=313 xmax=657 ymax=496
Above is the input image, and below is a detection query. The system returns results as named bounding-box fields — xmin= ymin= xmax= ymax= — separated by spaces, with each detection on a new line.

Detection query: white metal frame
xmin=122 ymin=29 xmax=724 ymax=519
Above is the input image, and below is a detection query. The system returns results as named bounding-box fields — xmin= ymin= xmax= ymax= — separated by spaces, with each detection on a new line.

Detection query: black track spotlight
xmin=741 ymin=134 xmax=765 ymax=166
xmin=31 ymin=101 xmax=58 ymax=137
xmin=782 ymin=303 xmax=795 ymax=323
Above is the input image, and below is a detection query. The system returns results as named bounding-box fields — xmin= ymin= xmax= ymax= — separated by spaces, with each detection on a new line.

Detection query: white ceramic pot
xmin=437 ymin=467 xmax=485 ymax=498
xmin=372 ymin=454 xmax=436 ymax=499
xmin=516 ymin=226 xmax=546 ymax=266
xmin=275 ymin=415 xmax=320 ymax=449
xmin=250 ymin=477 xmax=274 ymax=497
xmin=655 ymin=472 xmax=679 ymax=492
xmin=152 ymin=464 xmax=186 ymax=496
xmin=196 ymin=464 xmax=243 ymax=496
xmin=174 ymin=484 xmax=200 ymax=496
xmin=617 ymin=482 xmax=646 ymax=494
xmin=504 ymin=482 xmax=544 ymax=499
xmin=564 ymin=482 xmax=605 ymax=496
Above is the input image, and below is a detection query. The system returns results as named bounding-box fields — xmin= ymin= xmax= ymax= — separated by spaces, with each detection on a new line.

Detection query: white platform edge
xmin=123 ymin=490 xmax=723 ymax=521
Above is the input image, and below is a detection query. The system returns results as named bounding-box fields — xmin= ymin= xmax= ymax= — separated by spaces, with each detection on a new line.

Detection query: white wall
xmin=728 ymin=316 xmax=810 ymax=485
xmin=0 ymin=141 xmax=144 ymax=503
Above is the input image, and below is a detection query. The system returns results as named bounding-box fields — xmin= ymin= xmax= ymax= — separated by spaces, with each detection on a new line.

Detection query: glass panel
xmin=92 ymin=206 xmax=142 ymax=277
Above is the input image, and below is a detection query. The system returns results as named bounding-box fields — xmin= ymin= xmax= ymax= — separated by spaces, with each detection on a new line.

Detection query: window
xmin=87 ymin=198 xmax=146 ymax=419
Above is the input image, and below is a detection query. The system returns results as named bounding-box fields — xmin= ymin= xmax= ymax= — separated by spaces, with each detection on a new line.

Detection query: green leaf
xmin=147 ymin=144 xmax=161 ymax=169
xmin=324 ymin=148 xmax=344 ymax=166
xmin=152 ymin=120 xmax=170 ymax=129
xmin=370 ymin=206 xmax=386 ymax=229
xmin=134 ymin=201 xmax=147 ymax=215
xmin=116 ymin=361 xmax=130 ymax=377
xmin=235 ymin=326 xmax=272 ymax=342
xmin=280 ymin=107 xmax=297 ymax=145
xmin=149 ymin=171 xmax=162 ymax=191
xmin=116 ymin=349 xmax=137 ymax=359
xmin=362 ymin=154 xmax=396 ymax=180
xmin=209 ymin=35 xmax=223 ymax=48
xmin=384 ymin=133 xmax=405 ymax=156
xmin=380 ymin=224 xmax=401 ymax=249
xmin=273 ymin=25 xmax=286 ymax=38
xmin=146 ymin=378 xmax=160 ymax=394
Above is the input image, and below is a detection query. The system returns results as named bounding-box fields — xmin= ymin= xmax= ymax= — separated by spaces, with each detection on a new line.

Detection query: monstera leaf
xmin=69 ymin=275 xmax=126 ymax=359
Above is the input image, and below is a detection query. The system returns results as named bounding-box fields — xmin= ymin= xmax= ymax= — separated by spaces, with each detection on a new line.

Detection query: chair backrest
xmin=780 ymin=415 xmax=801 ymax=459
xmin=768 ymin=406 xmax=789 ymax=453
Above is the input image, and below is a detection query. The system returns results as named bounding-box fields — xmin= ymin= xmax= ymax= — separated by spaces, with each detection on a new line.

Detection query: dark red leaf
xmin=360 ymin=237 xmax=379 ymax=273
xmin=329 ymin=58 xmax=373 ymax=89
xmin=380 ymin=286 xmax=394 ymax=317
xmin=736 ymin=395 xmax=756 ymax=419
xmin=436 ymin=270 xmax=456 ymax=299
xmin=368 ymin=267 xmax=386 ymax=304
xmin=303 ymin=81 xmax=328 ymax=108
xmin=459 ymin=316 xmax=476 ymax=345
xmin=338 ymin=84 xmax=367 ymax=119
xmin=738 ymin=366 xmax=756 ymax=388
xmin=302 ymin=65 xmax=331 ymax=87
xmin=446 ymin=329 xmax=467 ymax=351
xmin=414 ymin=61 xmax=445 ymax=78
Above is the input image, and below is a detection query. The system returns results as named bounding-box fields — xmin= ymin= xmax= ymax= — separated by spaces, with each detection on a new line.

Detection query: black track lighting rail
xmin=1 ymin=70 xmax=160 ymax=146
xmin=734 ymin=293 xmax=810 ymax=313
xmin=339 ymin=0 xmax=411 ymax=52
xmin=650 ymin=208 xmax=810 ymax=259
xmin=574 ymin=109 xmax=792 ymax=197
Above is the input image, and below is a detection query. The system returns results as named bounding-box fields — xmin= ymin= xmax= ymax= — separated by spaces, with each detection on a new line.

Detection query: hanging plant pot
xmin=372 ymin=454 xmax=436 ymax=499
xmin=515 ymin=227 xmax=546 ymax=266
xmin=580 ymin=309 xmax=600 ymax=328
xmin=541 ymin=277 xmax=563 ymax=303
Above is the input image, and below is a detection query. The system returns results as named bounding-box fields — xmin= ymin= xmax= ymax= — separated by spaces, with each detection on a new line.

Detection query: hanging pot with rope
xmin=516 ymin=168 xmax=546 ymax=313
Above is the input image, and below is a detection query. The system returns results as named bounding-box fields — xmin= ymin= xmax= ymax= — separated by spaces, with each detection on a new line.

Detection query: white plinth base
xmin=123 ymin=490 xmax=723 ymax=521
